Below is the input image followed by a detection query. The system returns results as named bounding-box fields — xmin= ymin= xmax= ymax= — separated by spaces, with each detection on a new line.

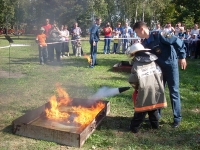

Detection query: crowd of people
xmin=35 ymin=18 xmax=200 ymax=65
xmin=36 ymin=18 xmax=82 ymax=65
xmin=153 ymin=22 xmax=200 ymax=59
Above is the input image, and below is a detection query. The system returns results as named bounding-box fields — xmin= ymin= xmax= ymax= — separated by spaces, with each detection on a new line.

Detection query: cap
xmin=40 ymin=27 xmax=45 ymax=31
xmin=128 ymin=43 xmax=151 ymax=55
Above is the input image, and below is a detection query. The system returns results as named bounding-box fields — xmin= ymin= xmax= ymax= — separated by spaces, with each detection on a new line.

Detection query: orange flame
xmin=45 ymin=86 xmax=105 ymax=128
xmin=45 ymin=95 xmax=70 ymax=120
xmin=72 ymin=102 xmax=105 ymax=126
xmin=84 ymin=54 xmax=91 ymax=64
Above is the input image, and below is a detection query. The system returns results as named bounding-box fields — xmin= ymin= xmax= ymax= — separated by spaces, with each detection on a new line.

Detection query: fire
xmin=72 ymin=102 xmax=105 ymax=126
xmin=84 ymin=54 xmax=91 ymax=64
xmin=45 ymin=86 xmax=105 ymax=127
xmin=45 ymin=95 xmax=70 ymax=120
xmin=56 ymin=85 xmax=72 ymax=106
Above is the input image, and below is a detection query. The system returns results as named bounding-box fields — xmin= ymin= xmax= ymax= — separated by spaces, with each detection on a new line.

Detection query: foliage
xmin=1 ymin=0 xmax=200 ymax=33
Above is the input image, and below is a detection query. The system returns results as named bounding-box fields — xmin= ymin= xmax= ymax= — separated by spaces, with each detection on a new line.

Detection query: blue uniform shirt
xmin=89 ymin=24 xmax=100 ymax=43
xmin=142 ymin=31 xmax=186 ymax=67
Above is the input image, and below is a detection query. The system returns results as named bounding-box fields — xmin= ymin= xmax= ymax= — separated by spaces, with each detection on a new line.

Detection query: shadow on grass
xmin=96 ymin=115 xmax=200 ymax=149
xmin=1 ymin=125 xmax=13 ymax=135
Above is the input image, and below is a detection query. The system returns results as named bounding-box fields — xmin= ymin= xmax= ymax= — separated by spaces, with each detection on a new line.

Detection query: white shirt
xmin=190 ymin=29 xmax=199 ymax=35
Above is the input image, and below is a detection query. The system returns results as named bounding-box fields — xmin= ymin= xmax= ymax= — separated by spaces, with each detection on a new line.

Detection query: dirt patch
xmin=0 ymin=70 xmax=25 ymax=78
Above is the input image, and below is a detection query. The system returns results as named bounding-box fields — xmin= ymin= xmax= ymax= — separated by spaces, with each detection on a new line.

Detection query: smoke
xmin=88 ymin=86 xmax=119 ymax=102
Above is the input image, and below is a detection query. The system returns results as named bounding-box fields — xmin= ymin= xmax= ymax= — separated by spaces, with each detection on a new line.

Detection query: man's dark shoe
xmin=172 ymin=122 xmax=180 ymax=128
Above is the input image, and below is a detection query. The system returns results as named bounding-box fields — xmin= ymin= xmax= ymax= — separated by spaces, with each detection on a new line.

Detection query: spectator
xmin=42 ymin=18 xmax=52 ymax=61
xmin=60 ymin=25 xmax=70 ymax=58
xmin=133 ymin=21 xmax=187 ymax=128
xmin=113 ymin=22 xmax=123 ymax=53
xmin=184 ymin=29 xmax=191 ymax=57
xmin=89 ymin=17 xmax=102 ymax=68
xmin=163 ymin=22 xmax=175 ymax=34
xmin=103 ymin=22 xmax=112 ymax=54
xmin=122 ymin=22 xmax=133 ymax=53
xmin=178 ymin=28 xmax=186 ymax=40
xmin=48 ymin=23 xmax=62 ymax=62
xmin=175 ymin=22 xmax=184 ymax=36
xmin=75 ymin=36 xmax=82 ymax=57
xmin=36 ymin=27 xmax=48 ymax=65
xmin=128 ymin=43 xmax=167 ymax=133
xmin=71 ymin=22 xmax=82 ymax=55
xmin=195 ymin=33 xmax=200 ymax=59
xmin=190 ymin=24 xmax=199 ymax=35
xmin=153 ymin=22 xmax=162 ymax=32
xmin=113 ymin=31 xmax=119 ymax=54
xmin=189 ymin=34 xmax=198 ymax=59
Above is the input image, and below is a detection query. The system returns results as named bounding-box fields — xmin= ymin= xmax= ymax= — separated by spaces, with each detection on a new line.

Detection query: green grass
xmin=0 ymin=35 xmax=200 ymax=150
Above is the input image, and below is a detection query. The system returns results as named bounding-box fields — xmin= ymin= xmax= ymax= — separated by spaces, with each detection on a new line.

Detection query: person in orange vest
xmin=128 ymin=43 xmax=167 ymax=133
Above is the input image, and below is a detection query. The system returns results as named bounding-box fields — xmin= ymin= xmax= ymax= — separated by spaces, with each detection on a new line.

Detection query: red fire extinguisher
xmin=132 ymin=89 xmax=138 ymax=106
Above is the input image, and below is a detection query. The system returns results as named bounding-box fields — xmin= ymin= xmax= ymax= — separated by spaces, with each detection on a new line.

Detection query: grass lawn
xmin=0 ymin=35 xmax=200 ymax=150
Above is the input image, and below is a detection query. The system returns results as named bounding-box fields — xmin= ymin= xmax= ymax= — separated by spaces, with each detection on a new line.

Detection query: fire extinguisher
xmin=132 ymin=89 xmax=138 ymax=106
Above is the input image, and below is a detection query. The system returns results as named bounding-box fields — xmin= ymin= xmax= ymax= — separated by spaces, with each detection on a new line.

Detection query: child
xmin=75 ymin=36 xmax=82 ymax=57
xmin=128 ymin=43 xmax=167 ymax=133
xmin=36 ymin=27 xmax=48 ymax=65
xmin=178 ymin=28 xmax=186 ymax=40
xmin=113 ymin=32 xmax=119 ymax=54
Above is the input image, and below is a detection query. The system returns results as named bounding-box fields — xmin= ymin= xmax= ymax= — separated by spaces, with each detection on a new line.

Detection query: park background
xmin=0 ymin=0 xmax=200 ymax=35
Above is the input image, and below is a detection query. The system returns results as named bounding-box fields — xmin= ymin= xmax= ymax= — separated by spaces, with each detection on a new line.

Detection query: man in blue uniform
xmin=133 ymin=21 xmax=187 ymax=128
xmin=89 ymin=18 xmax=102 ymax=68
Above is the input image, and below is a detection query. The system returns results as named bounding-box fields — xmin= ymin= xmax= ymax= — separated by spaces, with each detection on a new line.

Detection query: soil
xmin=0 ymin=70 xmax=25 ymax=78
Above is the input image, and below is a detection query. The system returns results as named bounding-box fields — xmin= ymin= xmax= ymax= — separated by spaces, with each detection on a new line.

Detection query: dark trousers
xmin=47 ymin=44 xmax=53 ymax=61
xmin=90 ymin=42 xmax=97 ymax=66
xmin=195 ymin=41 xmax=200 ymax=59
xmin=61 ymin=41 xmax=69 ymax=56
xmin=48 ymin=43 xmax=61 ymax=62
xmin=38 ymin=46 xmax=48 ymax=64
xmin=130 ymin=109 xmax=159 ymax=131
xmin=71 ymin=37 xmax=76 ymax=55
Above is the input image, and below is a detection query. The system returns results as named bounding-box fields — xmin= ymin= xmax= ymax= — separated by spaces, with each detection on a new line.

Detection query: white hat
xmin=40 ymin=27 xmax=45 ymax=31
xmin=128 ymin=43 xmax=151 ymax=55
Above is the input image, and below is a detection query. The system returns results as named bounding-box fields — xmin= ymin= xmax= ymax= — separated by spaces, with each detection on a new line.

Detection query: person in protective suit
xmin=133 ymin=21 xmax=187 ymax=128
xmin=128 ymin=43 xmax=167 ymax=133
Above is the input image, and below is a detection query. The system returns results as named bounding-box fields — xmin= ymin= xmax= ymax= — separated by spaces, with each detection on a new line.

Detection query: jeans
xmin=104 ymin=36 xmax=111 ymax=54
xmin=90 ymin=42 xmax=97 ymax=66
xmin=162 ymin=62 xmax=181 ymax=123
xmin=38 ymin=46 xmax=48 ymax=64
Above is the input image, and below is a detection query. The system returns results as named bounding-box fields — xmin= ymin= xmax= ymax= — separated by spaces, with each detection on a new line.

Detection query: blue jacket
xmin=142 ymin=31 xmax=186 ymax=67
xmin=89 ymin=24 xmax=100 ymax=43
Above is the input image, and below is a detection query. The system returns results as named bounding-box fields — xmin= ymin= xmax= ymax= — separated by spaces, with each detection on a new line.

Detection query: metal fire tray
xmin=113 ymin=61 xmax=132 ymax=73
xmin=12 ymin=98 xmax=110 ymax=147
